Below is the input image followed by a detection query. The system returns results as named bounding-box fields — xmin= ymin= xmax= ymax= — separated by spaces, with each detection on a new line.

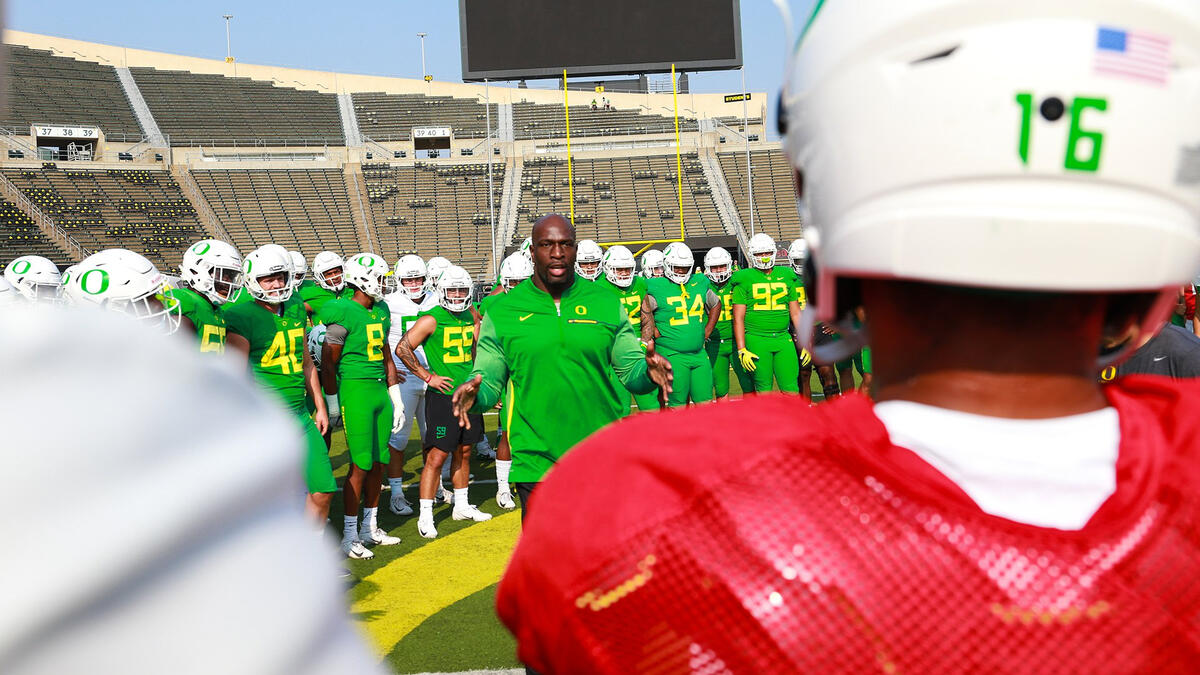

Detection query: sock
xmin=496 ymin=460 xmax=512 ymax=492
xmin=454 ymin=488 xmax=469 ymax=507
xmin=419 ymin=499 xmax=433 ymax=516
xmin=362 ymin=507 xmax=378 ymax=534
xmin=388 ymin=477 xmax=405 ymax=495
xmin=342 ymin=515 xmax=357 ymax=541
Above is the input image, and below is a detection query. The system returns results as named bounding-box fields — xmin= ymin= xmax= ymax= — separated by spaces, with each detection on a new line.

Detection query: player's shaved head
xmin=531 ymin=214 xmax=577 ymax=298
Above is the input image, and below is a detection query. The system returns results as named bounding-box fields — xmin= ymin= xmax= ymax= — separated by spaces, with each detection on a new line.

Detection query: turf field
xmin=334 ymin=368 xmax=862 ymax=673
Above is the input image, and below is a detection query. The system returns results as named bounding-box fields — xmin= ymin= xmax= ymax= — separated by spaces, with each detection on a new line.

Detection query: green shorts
xmin=341 ymin=378 xmax=392 ymax=471
xmin=295 ymin=408 xmax=336 ymax=493
xmin=661 ymin=347 xmax=713 ymax=407
xmin=706 ymin=336 xmax=753 ymax=397
xmin=853 ymin=346 xmax=872 ymax=375
xmin=745 ymin=332 xmax=800 ymax=394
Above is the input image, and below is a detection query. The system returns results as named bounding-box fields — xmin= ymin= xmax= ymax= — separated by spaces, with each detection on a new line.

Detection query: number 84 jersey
xmin=730 ymin=267 xmax=804 ymax=336
xmin=319 ymin=298 xmax=392 ymax=380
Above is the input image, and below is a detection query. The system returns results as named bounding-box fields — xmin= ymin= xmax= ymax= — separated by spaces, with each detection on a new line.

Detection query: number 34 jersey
xmin=730 ymin=267 xmax=804 ymax=336
xmin=419 ymin=305 xmax=476 ymax=388
xmin=224 ymin=296 xmax=310 ymax=411
xmin=319 ymin=298 xmax=392 ymax=381
xmin=645 ymin=276 xmax=719 ymax=354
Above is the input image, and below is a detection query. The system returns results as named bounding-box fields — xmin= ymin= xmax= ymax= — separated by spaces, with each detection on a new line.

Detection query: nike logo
xmin=1153 ymin=355 xmax=1168 ymax=362
xmin=519 ymin=314 xmax=534 ymax=322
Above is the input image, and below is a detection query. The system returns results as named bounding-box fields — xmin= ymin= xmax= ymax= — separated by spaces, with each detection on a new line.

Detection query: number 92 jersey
xmin=223 ymin=295 xmax=310 ymax=411
xmin=318 ymin=298 xmax=392 ymax=381
xmin=730 ymin=267 xmax=803 ymax=336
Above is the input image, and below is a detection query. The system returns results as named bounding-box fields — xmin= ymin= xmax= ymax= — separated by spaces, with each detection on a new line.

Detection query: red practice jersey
xmin=497 ymin=378 xmax=1200 ymax=673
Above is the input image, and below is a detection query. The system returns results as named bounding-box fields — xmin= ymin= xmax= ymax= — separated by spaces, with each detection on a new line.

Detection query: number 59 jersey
xmin=731 ymin=267 xmax=803 ymax=336
xmin=418 ymin=305 xmax=476 ymax=388
xmin=319 ymin=298 xmax=392 ymax=381
xmin=223 ymin=295 xmax=310 ymax=411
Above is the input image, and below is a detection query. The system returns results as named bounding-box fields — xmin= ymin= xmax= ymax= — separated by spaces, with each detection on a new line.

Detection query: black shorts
xmin=423 ymin=390 xmax=483 ymax=452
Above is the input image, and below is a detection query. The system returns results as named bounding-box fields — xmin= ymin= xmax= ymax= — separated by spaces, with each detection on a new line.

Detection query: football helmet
xmin=780 ymin=0 xmax=1200 ymax=361
xmin=640 ymin=250 xmax=665 ymax=278
xmin=703 ymin=247 xmax=733 ymax=284
xmin=4 ymin=255 xmax=61 ymax=302
xmin=575 ymin=239 xmax=604 ymax=281
xmin=181 ymin=239 xmax=243 ymax=305
xmin=663 ymin=242 xmax=694 ymax=284
xmin=0 ymin=276 xmax=18 ymax=306
xmin=787 ymin=239 xmax=808 ymax=276
xmin=426 ymin=256 xmax=452 ymax=294
xmin=288 ymin=251 xmax=308 ymax=289
xmin=394 ymin=254 xmax=428 ymax=300
xmin=746 ymin=233 xmax=776 ymax=271
xmin=499 ymin=252 xmax=533 ymax=290
xmin=603 ymin=245 xmax=636 ymax=288
xmin=519 ymin=236 xmax=533 ymax=261
xmin=65 ymin=248 xmax=181 ymax=334
xmin=312 ymin=251 xmax=345 ymax=292
xmin=307 ymin=323 xmax=326 ymax=369
xmin=242 ymin=245 xmax=295 ymax=304
xmin=437 ymin=265 xmax=474 ymax=313
xmin=344 ymin=253 xmax=390 ymax=301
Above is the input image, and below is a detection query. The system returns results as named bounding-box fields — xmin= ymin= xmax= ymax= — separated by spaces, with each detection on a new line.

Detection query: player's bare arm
xmin=703 ymin=292 xmax=721 ymax=341
xmin=384 ymin=339 xmax=400 ymax=387
xmin=397 ymin=315 xmax=453 ymax=393
xmin=303 ymin=345 xmax=329 ymax=435
xmin=733 ymin=304 xmax=748 ymax=352
xmin=226 ymin=331 xmax=251 ymax=357
xmin=320 ymin=340 xmax=343 ymax=396
xmin=177 ymin=315 xmax=196 ymax=339
xmin=640 ymin=299 xmax=657 ymax=343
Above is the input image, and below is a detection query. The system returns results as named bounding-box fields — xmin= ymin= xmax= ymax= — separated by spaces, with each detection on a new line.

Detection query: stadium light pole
xmin=486 ymin=78 xmax=497 ymax=279
xmin=741 ymin=65 xmax=754 ymax=237
xmin=223 ymin=15 xmax=234 ymax=63
xmin=417 ymin=32 xmax=428 ymax=79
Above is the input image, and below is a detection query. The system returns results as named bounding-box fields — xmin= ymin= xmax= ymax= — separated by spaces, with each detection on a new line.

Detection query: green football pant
xmin=662 ymin=348 xmax=713 ymax=407
xmin=292 ymin=407 xmax=335 ymax=493
xmin=854 ymin=346 xmax=873 ymax=375
xmin=706 ymin=337 xmax=753 ymax=397
xmin=340 ymin=378 xmax=392 ymax=471
xmin=632 ymin=390 xmax=660 ymax=412
xmin=746 ymin=332 xmax=800 ymax=393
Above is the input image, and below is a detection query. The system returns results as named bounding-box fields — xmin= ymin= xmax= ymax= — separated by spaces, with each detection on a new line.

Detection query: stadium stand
xmin=129 ymin=68 xmax=343 ymax=146
xmin=0 ymin=198 xmax=70 ymax=266
xmin=512 ymin=102 xmax=699 ymax=140
xmin=364 ymin=162 xmax=503 ymax=278
xmin=517 ymin=153 xmax=723 ymax=243
xmin=352 ymin=93 xmax=494 ymax=141
xmin=1 ymin=45 xmax=141 ymax=139
xmin=718 ymin=150 xmax=803 ymax=242
xmin=189 ymin=168 xmax=363 ymax=258
xmin=2 ymin=166 xmax=203 ymax=271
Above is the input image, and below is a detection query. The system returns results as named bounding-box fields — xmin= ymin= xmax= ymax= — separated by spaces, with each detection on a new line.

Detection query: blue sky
xmin=7 ymin=0 xmax=814 ymax=137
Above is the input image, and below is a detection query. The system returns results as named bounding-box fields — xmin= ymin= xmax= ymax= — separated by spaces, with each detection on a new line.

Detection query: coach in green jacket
xmin=453 ymin=214 xmax=673 ymax=516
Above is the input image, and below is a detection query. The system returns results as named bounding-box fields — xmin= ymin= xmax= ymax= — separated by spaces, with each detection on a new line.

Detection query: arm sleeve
xmin=323 ymin=323 xmax=348 ymax=345
xmin=468 ymin=314 xmax=509 ymax=412
xmin=611 ymin=312 xmax=655 ymax=395
xmin=704 ymin=289 xmax=720 ymax=311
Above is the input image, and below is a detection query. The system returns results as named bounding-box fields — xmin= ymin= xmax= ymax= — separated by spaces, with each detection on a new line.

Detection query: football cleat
xmin=452 ymin=503 xmax=494 ymax=522
xmin=418 ymin=513 xmax=438 ymax=539
xmin=341 ymin=539 xmax=375 ymax=560
xmin=360 ymin=527 xmax=401 ymax=546
xmin=496 ymin=490 xmax=516 ymax=510
xmin=435 ymin=484 xmax=454 ymax=505
xmin=390 ymin=490 xmax=414 ymax=516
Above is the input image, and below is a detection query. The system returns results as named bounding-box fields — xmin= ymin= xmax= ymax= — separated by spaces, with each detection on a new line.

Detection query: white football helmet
xmin=4 ymin=255 xmax=62 ymax=302
xmin=603 ymin=245 xmax=636 ymax=288
xmin=499 ymin=252 xmax=533 ymax=290
xmin=746 ymin=234 xmax=776 ymax=271
xmin=640 ymin=250 xmax=665 ymax=278
xmin=181 ymin=239 xmax=243 ymax=305
xmin=66 ymin=248 xmax=181 ymax=334
xmin=575 ymin=239 xmax=604 ymax=280
xmin=437 ymin=265 xmax=474 ymax=313
xmin=787 ymin=239 xmax=808 ymax=276
xmin=0 ymin=276 xmax=19 ymax=307
xmin=780 ymin=0 xmax=1200 ymax=355
xmin=703 ymin=247 xmax=733 ymax=284
xmin=519 ymin=236 xmax=533 ymax=261
xmin=426 ymin=256 xmax=453 ymax=294
xmin=288 ymin=251 xmax=308 ymax=289
xmin=663 ymin=242 xmax=694 ymax=284
xmin=312 ymin=251 xmax=345 ymax=292
xmin=307 ymin=323 xmax=327 ymax=369
xmin=394 ymin=254 xmax=428 ymax=300
xmin=343 ymin=253 xmax=390 ymax=301
xmin=242 ymin=245 xmax=294 ymax=304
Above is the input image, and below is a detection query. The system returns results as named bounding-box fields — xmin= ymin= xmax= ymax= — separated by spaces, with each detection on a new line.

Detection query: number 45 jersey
xmin=418 ymin=305 xmax=476 ymax=388
xmin=223 ymin=296 xmax=310 ymax=411
xmin=319 ymin=298 xmax=392 ymax=381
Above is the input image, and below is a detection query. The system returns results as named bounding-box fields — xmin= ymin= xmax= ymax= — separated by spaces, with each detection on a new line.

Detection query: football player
xmin=396 ymin=265 xmax=493 ymax=538
xmin=425 ymin=256 xmax=452 ymax=291
xmin=785 ymin=238 xmax=818 ymax=399
xmin=597 ymin=245 xmax=659 ymax=412
xmin=4 ymin=255 xmax=62 ymax=303
xmin=319 ymin=253 xmax=406 ymax=558
xmin=639 ymin=249 xmax=665 ymax=279
xmin=288 ymin=251 xmax=308 ymax=291
xmin=574 ymin=239 xmax=604 ymax=282
xmin=496 ymin=2 xmax=1200 ymax=671
xmin=703 ymin=246 xmax=753 ymax=398
xmin=641 ymin=242 xmax=721 ymax=407
xmin=299 ymin=250 xmax=351 ymax=320
xmin=65 ymin=249 xmax=180 ymax=334
xmin=168 ymin=239 xmax=243 ymax=353
xmin=732 ymin=233 xmax=805 ymax=393
xmin=224 ymin=245 xmax=335 ymax=535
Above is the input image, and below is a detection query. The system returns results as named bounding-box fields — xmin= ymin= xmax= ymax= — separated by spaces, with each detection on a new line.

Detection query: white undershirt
xmin=873 ymin=402 xmax=1119 ymax=530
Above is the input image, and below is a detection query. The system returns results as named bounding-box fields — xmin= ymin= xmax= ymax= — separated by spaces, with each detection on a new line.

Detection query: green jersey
xmin=709 ymin=278 xmax=736 ymax=340
xmin=298 ymin=280 xmax=351 ymax=320
xmin=320 ymin=298 xmax=392 ymax=380
xmin=731 ymin=267 xmax=803 ymax=336
xmin=469 ymin=278 xmax=655 ymax=482
xmin=478 ymin=290 xmax=506 ymax=317
xmin=645 ymin=275 xmax=718 ymax=354
xmin=165 ymin=286 xmax=226 ymax=353
xmin=225 ymin=296 xmax=309 ymax=411
xmin=596 ymin=276 xmax=648 ymax=329
xmin=420 ymin=305 xmax=476 ymax=388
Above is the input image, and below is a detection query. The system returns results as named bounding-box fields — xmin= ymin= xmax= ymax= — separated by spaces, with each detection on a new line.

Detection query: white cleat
xmin=390 ymin=490 xmax=414 ymax=516
xmin=342 ymin=539 xmax=375 ymax=560
xmin=417 ymin=513 xmax=438 ymax=539
xmin=361 ymin=527 xmax=401 ymax=546
xmin=436 ymin=485 xmax=454 ymax=505
xmin=453 ymin=503 xmax=494 ymax=522
xmin=496 ymin=490 xmax=516 ymax=510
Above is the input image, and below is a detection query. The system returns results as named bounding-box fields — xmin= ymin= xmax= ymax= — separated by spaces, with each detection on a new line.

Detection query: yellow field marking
xmin=351 ymin=510 xmax=523 ymax=656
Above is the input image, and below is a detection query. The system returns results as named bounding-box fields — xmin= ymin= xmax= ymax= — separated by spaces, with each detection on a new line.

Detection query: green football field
xmin=332 ymin=368 xmax=861 ymax=673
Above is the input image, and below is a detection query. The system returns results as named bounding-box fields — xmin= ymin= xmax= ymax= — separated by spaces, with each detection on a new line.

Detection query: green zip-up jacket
xmin=469 ymin=277 xmax=655 ymax=482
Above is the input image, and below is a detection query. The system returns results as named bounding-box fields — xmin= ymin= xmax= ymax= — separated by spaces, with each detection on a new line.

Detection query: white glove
xmin=388 ymin=384 xmax=406 ymax=434
xmin=324 ymin=394 xmax=340 ymax=425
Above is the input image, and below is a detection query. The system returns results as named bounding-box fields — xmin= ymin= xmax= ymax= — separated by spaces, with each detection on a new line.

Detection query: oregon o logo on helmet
xmin=244 ymin=259 xmax=253 ymax=274
xmin=11 ymin=260 xmax=30 ymax=274
xmin=192 ymin=242 xmax=211 ymax=255
xmin=80 ymin=268 xmax=110 ymax=295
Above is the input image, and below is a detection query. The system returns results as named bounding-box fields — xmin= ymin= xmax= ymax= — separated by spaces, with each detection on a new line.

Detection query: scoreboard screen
xmin=459 ymin=0 xmax=741 ymax=81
